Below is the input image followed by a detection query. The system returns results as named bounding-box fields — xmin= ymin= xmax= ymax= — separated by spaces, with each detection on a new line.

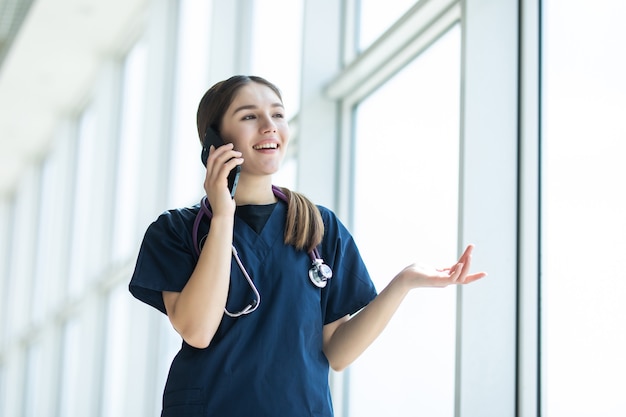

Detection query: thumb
xmin=451 ymin=263 xmax=464 ymax=281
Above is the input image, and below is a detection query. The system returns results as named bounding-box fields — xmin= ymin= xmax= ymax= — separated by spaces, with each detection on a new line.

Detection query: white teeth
xmin=253 ymin=143 xmax=278 ymax=150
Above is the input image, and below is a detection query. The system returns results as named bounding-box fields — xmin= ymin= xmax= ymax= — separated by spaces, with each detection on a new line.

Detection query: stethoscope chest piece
xmin=194 ymin=186 xmax=334 ymax=300
xmin=309 ymin=259 xmax=333 ymax=288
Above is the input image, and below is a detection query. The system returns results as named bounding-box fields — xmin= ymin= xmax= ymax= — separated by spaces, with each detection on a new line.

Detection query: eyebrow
xmin=232 ymin=102 xmax=284 ymax=114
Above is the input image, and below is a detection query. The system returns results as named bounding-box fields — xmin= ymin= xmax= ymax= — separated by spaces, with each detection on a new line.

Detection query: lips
xmin=252 ymin=141 xmax=279 ymax=150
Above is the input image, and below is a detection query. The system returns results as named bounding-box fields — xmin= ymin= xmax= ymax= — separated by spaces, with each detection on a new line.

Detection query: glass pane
xmin=23 ymin=344 xmax=42 ymax=417
xmin=0 ymin=365 xmax=4 ymax=417
xmin=68 ymin=108 xmax=97 ymax=297
xmin=32 ymin=131 xmax=74 ymax=322
xmin=358 ymin=0 xmax=419 ymax=51
xmin=112 ymin=42 xmax=147 ymax=262
xmin=349 ymin=25 xmax=460 ymax=417
xmin=0 ymin=202 xmax=8 ymax=349
xmin=541 ymin=1 xmax=626 ymax=416
xmin=101 ymin=284 xmax=132 ymax=417
xmin=168 ymin=0 xmax=212 ymax=207
xmin=250 ymin=0 xmax=303 ymax=115
xmin=4 ymin=169 xmax=38 ymax=341
xmin=58 ymin=319 xmax=80 ymax=417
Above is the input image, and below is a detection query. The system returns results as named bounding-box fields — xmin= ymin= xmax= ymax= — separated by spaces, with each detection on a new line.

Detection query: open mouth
xmin=252 ymin=143 xmax=279 ymax=150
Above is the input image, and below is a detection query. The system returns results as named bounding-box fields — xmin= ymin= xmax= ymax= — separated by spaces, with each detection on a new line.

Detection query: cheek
xmin=222 ymin=126 xmax=249 ymax=148
xmin=280 ymin=125 xmax=290 ymax=143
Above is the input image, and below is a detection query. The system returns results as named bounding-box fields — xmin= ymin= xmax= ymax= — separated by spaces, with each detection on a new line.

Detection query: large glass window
xmin=23 ymin=344 xmax=42 ymax=417
xmin=250 ymin=0 xmax=304 ymax=115
xmin=248 ymin=0 xmax=303 ymax=190
xmin=67 ymin=108 xmax=97 ymax=297
xmin=112 ymin=42 xmax=147 ymax=262
xmin=358 ymin=0 xmax=419 ymax=51
xmin=58 ymin=319 xmax=81 ymax=417
xmin=32 ymin=129 xmax=75 ymax=322
xmin=0 ymin=201 xmax=12 ymax=349
xmin=4 ymin=169 xmax=39 ymax=341
xmin=349 ymin=25 xmax=461 ymax=416
xmin=101 ymin=284 xmax=132 ymax=417
xmin=168 ymin=0 xmax=211 ymax=207
xmin=0 ymin=366 xmax=4 ymax=417
xmin=542 ymin=1 xmax=626 ymax=415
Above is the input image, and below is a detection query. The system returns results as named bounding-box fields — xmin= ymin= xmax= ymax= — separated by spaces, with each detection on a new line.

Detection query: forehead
xmin=228 ymin=82 xmax=282 ymax=110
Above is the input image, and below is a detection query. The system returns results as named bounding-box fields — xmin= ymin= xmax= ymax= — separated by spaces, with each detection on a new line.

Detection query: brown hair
xmin=196 ymin=75 xmax=324 ymax=252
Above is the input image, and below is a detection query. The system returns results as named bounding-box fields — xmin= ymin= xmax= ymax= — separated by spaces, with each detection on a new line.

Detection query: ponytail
xmin=277 ymin=186 xmax=324 ymax=253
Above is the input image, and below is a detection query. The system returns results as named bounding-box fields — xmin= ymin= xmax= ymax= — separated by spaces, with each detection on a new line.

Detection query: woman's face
xmin=219 ymin=82 xmax=289 ymax=177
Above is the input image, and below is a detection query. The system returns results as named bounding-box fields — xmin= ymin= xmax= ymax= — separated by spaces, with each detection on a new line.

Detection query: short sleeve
xmin=129 ymin=207 xmax=199 ymax=314
xmin=318 ymin=207 xmax=378 ymax=324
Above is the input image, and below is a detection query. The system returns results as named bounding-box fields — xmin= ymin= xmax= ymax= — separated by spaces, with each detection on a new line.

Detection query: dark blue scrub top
xmin=129 ymin=200 xmax=377 ymax=417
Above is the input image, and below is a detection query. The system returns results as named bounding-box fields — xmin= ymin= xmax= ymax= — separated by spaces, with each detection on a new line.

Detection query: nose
xmin=261 ymin=115 xmax=277 ymax=133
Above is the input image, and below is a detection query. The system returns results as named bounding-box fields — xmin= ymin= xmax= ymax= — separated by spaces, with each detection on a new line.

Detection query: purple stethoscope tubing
xmin=192 ymin=185 xmax=332 ymax=317
xmin=193 ymin=185 xmax=323 ymax=262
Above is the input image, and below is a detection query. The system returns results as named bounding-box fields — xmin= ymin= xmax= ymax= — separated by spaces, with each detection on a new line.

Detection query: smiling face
xmin=219 ymin=82 xmax=290 ymax=177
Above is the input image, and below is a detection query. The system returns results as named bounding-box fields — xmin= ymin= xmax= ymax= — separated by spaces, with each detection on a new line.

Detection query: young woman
xmin=129 ymin=75 xmax=486 ymax=416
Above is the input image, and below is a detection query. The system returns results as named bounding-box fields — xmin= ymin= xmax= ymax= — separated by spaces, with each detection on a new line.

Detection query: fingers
xmin=450 ymin=262 xmax=464 ymax=281
xmin=403 ymin=245 xmax=487 ymax=288
xmin=452 ymin=245 xmax=487 ymax=284
xmin=455 ymin=259 xmax=488 ymax=284
xmin=464 ymin=272 xmax=488 ymax=284
xmin=207 ymin=143 xmax=243 ymax=171
xmin=205 ymin=144 xmax=243 ymax=186
xmin=203 ymin=145 xmax=243 ymax=210
xmin=457 ymin=244 xmax=474 ymax=265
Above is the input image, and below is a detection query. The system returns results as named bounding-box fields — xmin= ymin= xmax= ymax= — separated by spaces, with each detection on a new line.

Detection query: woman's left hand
xmin=323 ymin=244 xmax=487 ymax=370
xmin=399 ymin=244 xmax=487 ymax=289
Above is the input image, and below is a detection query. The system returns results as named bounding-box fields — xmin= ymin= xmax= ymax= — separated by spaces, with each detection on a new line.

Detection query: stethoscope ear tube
xmin=192 ymin=187 xmax=334 ymax=317
xmin=224 ymin=245 xmax=261 ymax=317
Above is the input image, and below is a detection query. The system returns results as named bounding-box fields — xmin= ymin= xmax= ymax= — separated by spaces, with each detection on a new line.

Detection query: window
xmin=168 ymin=0 xmax=211 ymax=207
xmin=101 ymin=285 xmax=132 ymax=417
xmin=541 ymin=1 xmax=626 ymax=415
xmin=67 ymin=108 xmax=97 ymax=296
xmin=358 ymin=0 xmax=419 ymax=51
xmin=112 ymin=42 xmax=147 ymax=262
xmin=32 ymin=128 xmax=75 ymax=321
xmin=58 ymin=319 xmax=81 ymax=417
xmin=250 ymin=0 xmax=304 ymax=115
xmin=23 ymin=344 xmax=42 ymax=417
xmin=349 ymin=25 xmax=461 ymax=416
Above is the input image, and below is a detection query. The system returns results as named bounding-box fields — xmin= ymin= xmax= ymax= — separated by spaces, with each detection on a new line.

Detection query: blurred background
xmin=0 ymin=0 xmax=624 ymax=416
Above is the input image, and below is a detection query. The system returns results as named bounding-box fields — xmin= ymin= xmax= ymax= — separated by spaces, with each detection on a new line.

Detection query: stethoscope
xmin=192 ymin=185 xmax=333 ymax=317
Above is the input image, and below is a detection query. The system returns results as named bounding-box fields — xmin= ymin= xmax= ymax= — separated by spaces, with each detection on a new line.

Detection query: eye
xmin=241 ymin=114 xmax=256 ymax=121
xmin=273 ymin=112 xmax=284 ymax=119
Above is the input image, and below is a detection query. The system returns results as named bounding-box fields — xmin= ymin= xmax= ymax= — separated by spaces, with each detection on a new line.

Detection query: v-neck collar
xmin=233 ymin=201 xmax=286 ymax=262
xmin=235 ymin=203 xmax=277 ymax=234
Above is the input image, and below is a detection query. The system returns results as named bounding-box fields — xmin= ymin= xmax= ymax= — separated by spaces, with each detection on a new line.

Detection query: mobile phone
xmin=201 ymin=127 xmax=241 ymax=198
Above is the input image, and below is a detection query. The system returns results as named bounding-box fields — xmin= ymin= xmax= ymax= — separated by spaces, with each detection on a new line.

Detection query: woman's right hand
xmin=163 ymin=143 xmax=243 ymax=349
xmin=203 ymin=143 xmax=243 ymax=216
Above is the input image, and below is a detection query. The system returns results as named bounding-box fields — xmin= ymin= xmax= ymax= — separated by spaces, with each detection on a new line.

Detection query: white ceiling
xmin=0 ymin=0 xmax=148 ymax=199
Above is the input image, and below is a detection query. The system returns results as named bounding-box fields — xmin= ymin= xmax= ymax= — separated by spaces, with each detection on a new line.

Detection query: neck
xmin=233 ymin=175 xmax=277 ymax=205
